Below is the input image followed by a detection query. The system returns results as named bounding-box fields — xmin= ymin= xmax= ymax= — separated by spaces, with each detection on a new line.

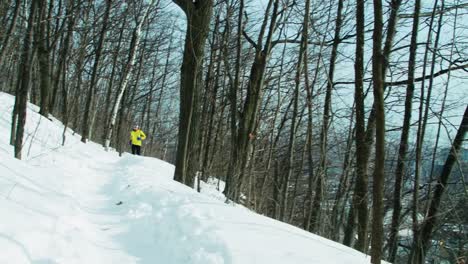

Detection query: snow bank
xmin=0 ymin=92 xmax=384 ymax=263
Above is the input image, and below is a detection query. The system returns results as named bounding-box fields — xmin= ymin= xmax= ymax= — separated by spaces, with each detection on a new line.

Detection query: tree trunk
xmin=310 ymin=0 xmax=344 ymax=234
xmin=346 ymin=0 xmax=404 ymax=243
xmin=172 ymin=0 xmax=214 ymax=187
xmin=410 ymin=106 xmax=467 ymax=263
xmin=224 ymin=0 xmax=244 ymax=199
xmin=387 ymin=0 xmax=420 ymax=261
xmin=81 ymin=0 xmax=112 ymax=143
xmin=281 ymin=0 xmax=309 ymax=223
xmin=198 ymin=10 xmax=221 ymax=190
xmin=70 ymin=28 xmax=89 ymax=134
xmin=104 ymin=2 xmax=153 ymax=151
xmin=302 ymin=30 xmax=329 ymax=232
xmin=350 ymin=0 xmax=369 ymax=252
xmin=370 ymin=0 xmax=385 ymax=262
xmin=0 ymin=0 xmax=21 ymax=66
xmin=59 ymin=1 xmax=76 ymax=145
xmin=36 ymin=0 xmax=52 ymax=118
xmin=13 ymin=0 xmax=37 ymax=159
xmin=227 ymin=0 xmax=280 ymax=201
xmin=331 ymin=110 xmax=354 ymax=242
xmin=102 ymin=12 xmax=128 ymax=143
xmin=409 ymin=1 xmax=445 ymax=263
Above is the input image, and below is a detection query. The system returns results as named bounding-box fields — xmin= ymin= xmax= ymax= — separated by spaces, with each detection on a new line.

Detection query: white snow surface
xmin=0 ymin=92 xmax=381 ymax=263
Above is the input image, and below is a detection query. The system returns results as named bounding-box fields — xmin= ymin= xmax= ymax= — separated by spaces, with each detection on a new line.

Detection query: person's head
xmin=133 ymin=125 xmax=140 ymax=131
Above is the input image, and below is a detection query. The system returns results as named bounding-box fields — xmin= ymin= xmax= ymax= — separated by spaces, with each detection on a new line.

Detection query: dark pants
xmin=131 ymin=144 xmax=141 ymax=155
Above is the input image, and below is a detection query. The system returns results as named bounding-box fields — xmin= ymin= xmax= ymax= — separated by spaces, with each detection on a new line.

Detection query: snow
xmin=0 ymin=92 xmax=384 ymax=263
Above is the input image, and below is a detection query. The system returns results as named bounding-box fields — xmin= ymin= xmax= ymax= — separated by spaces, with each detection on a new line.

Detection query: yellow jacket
xmin=130 ymin=129 xmax=146 ymax=146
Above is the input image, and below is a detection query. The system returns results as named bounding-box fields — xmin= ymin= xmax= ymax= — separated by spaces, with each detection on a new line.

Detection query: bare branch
xmin=398 ymin=3 xmax=468 ymax=18
xmin=334 ymin=63 xmax=468 ymax=86
xmin=272 ymin=38 xmax=323 ymax=47
xmin=242 ymin=30 xmax=259 ymax=50
xmin=387 ymin=63 xmax=468 ymax=86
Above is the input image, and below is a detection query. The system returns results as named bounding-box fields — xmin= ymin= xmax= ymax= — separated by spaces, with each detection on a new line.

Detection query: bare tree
xmin=12 ymin=0 xmax=37 ymax=159
xmin=310 ymin=0 xmax=344 ymax=234
xmin=370 ymin=0 xmax=385 ymax=262
xmin=171 ymin=0 xmax=214 ymax=187
xmin=387 ymin=0 xmax=421 ymax=261
xmin=104 ymin=1 xmax=154 ymax=151
xmin=410 ymin=106 xmax=467 ymax=263
xmin=281 ymin=0 xmax=310 ymax=222
xmin=224 ymin=0 xmax=281 ymax=201
xmin=0 ymin=0 xmax=21 ymax=66
xmin=81 ymin=0 xmax=112 ymax=143
xmin=350 ymin=0 xmax=368 ymax=251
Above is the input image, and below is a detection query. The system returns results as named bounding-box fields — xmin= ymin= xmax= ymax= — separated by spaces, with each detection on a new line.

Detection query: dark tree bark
xmin=409 ymin=1 xmax=445 ymax=263
xmin=225 ymin=0 xmax=280 ymax=202
xmin=224 ymin=0 xmax=244 ymax=199
xmin=50 ymin=0 xmax=76 ymax=120
xmin=387 ymin=0 xmax=420 ymax=261
xmin=199 ymin=11 xmax=222 ymax=190
xmin=37 ymin=0 xmax=52 ymax=117
xmin=0 ymin=0 xmax=21 ymax=66
xmin=347 ymin=0 xmax=403 ymax=244
xmin=371 ymin=0 xmax=385 ymax=262
xmin=13 ymin=0 xmax=38 ymax=159
xmin=172 ymin=0 xmax=214 ymax=187
xmin=351 ymin=0 xmax=368 ymax=252
xmin=59 ymin=1 xmax=77 ymax=145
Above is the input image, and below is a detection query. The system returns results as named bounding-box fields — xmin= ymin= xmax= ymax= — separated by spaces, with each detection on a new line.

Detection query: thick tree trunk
xmin=227 ymin=0 xmax=279 ymax=202
xmin=172 ymin=0 xmax=214 ymax=187
xmin=371 ymin=43 xmax=386 ymax=263
xmin=37 ymin=0 xmax=52 ymax=117
xmin=348 ymin=0 xmax=403 ymax=250
xmin=13 ymin=0 xmax=37 ymax=159
xmin=224 ymin=0 xmax=243 ymax=199
xmin=370 ymin=0 xmax=385 ymax=262
xmin=351 ymin=0 xmax=368 ymax=252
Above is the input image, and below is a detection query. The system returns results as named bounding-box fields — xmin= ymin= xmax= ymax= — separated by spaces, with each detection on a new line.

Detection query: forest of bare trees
xmin=1 ymin=0 xmax=467 ymax=263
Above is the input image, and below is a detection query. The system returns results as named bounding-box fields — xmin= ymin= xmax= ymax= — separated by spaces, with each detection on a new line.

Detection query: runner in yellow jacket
xmin=130 ymin=125 xmax=146 ymax=155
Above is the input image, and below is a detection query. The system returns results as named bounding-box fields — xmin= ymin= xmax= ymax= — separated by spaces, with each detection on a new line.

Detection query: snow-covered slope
xmin=0 ymin=92 xmax=381 ymax=264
